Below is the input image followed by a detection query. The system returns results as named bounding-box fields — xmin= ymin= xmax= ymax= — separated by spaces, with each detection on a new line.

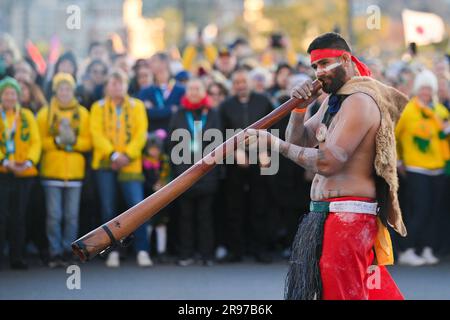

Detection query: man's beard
xmin=318 ymin=65 xmax=347 ymax=94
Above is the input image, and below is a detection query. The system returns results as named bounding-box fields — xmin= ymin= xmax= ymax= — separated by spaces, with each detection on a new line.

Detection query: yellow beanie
xmin=52 ymin=72 xmax=76 ymax=91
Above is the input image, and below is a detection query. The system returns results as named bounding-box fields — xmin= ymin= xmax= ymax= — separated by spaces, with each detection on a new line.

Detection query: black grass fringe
xmin=284 ymin=211 xmax=328 ymax=300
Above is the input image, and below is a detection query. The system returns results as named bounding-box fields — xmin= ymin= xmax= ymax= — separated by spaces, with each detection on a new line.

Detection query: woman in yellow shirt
xmin=90 ymin=70 xmax=151 ymax=268
xmin=395 ymin=69 xmax=450 ymax=267
xmin=0 ymin=77 xmax=41 ymax=270
xmin=37 ymin=73 xmax=92 ymax=268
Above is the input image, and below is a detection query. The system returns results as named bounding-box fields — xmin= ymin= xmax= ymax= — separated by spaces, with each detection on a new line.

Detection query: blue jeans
xmin=95 ymin=170 xmax=149 ymax=252
xmin=44 ymin=186 xmax=82 ymax=257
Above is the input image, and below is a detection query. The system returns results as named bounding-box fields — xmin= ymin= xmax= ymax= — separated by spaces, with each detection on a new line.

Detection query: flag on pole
xmin=402 ymin=9 xmax=446 ymax=46
xmin=48 ymin=35 xmax=61 ymax=65
xmin=26 ymin=40 xmax=47 ymax=76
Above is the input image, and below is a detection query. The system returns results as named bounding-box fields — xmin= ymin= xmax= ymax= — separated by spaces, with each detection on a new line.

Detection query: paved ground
xmin=1 ymin=257 xmax=450 ymax=300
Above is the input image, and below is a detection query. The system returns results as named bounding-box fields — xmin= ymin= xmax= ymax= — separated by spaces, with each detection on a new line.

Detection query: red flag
xmin=26 ymin=40 xmax=47 ymax=75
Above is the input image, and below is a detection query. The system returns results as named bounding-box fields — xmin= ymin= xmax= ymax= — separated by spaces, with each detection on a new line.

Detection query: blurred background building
xmin=0 ymin=0 xmax=449 ymax=59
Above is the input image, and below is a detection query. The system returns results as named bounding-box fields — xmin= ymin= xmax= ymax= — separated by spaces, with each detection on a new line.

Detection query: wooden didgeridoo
xmin=72 ymin=80 xmax=322 ymax=262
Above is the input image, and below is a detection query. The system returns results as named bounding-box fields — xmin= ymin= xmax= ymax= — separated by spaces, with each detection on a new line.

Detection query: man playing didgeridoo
xmin=245 ymin=33 xmax=408 ymax=300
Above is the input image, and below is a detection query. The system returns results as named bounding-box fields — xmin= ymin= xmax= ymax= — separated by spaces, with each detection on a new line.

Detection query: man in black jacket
xmin=169 ymin=79 xmax=221 ymax=266
xmin=219 ymin=68 xmax=274 ymax=263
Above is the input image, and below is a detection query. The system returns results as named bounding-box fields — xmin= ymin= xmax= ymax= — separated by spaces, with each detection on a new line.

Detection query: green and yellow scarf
xmin=0 ymin=104 xmax=31 ymax=161
xmin=47 ymin=97 xmax=81 ymax=137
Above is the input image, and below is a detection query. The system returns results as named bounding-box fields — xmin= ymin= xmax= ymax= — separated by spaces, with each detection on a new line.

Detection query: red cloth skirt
xmin=319 ymin=197 xmax=404 ymax=300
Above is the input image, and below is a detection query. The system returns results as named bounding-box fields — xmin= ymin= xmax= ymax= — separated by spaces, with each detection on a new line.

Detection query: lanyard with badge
xmin=155 ymin=82 xmax=174 ymax=109
xmin=1 ymin=105 xmax=19 ymax=158
xmin=185 ymin=110 xmax=207 ymax=153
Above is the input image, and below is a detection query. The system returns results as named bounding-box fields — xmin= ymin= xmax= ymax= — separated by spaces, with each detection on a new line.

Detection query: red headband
xmin=310 ymin=49 xmax=372 ymax=77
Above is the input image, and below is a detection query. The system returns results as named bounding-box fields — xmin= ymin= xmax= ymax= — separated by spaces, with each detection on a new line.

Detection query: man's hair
xmin=107 ymin=69 xmax=128 ymax=85
xmin=86 ymin=59 xmax=108 ymax=75
xmin=275 ymin=62 xmax=293 ymax=75
xmin=88 ymin=41 xmax=104 ymax=54
xmin=307 ymin=32 xmax=352 ymax=54
xmin=231 ymin=66 xmax=250 ymax=82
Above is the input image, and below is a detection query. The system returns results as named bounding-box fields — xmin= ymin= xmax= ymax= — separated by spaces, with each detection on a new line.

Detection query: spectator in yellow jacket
xmin=37 ymin=73 xmax=92 ymax=267
xmin=90 ymin=69 xmax=151 ymax=268
xmin=396 ymin=69 xmax=450 ymax=267
xmin=0 ymin=77 xmax=41 ymax=270
xmin=182 ymin=33 xmax=218 ymax=74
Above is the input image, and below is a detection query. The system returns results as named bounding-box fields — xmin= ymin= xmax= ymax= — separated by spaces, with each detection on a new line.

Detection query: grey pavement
xmin=1 ymin=258 xmax=450 ymax=300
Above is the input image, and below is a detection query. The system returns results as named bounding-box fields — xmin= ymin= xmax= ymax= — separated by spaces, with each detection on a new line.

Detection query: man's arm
xmin=281 ymin=93 xmax=379 ymax=176
xmin=286 ymin=79 xmax=326 ymax=148
xmin=285 ymin=99 xmax=327 ymax=148
xmin=248 ymin=93 xmax=380 ymax=176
